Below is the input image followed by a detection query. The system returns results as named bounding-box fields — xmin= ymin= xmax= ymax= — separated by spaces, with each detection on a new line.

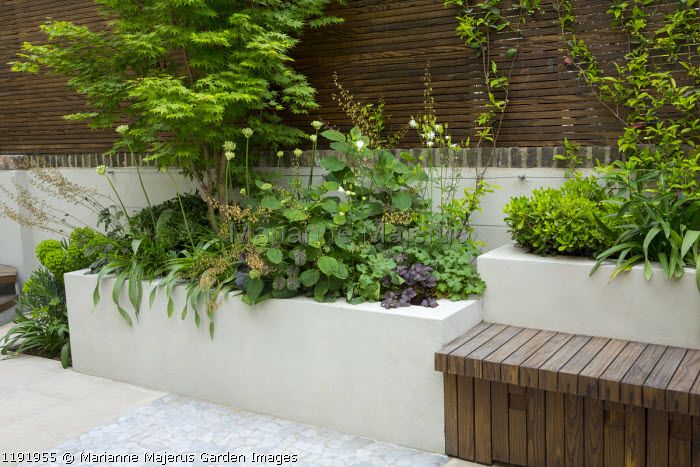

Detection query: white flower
xmin=293 ymin=148 xmax=303 ymax=157
xmin=311 ymin=120 xmax=323 ymax=130
xmin=309 ymin=134 xmax=318 ymax=143
xmin=223 ymin=141 xmax=236 ymax=151
xmin=242 ymin=127 xmax=254 ymax=138
xmin=338 ymin=186 xmax=346 ymax=193
xmin=451 ymin=143 xmax=457 ymax=149
xmin=355 ymin=140 xmax=365 ymax=150
xmin=115 ymin=124 xmax=129 ymax=135
xmin=225 ymin=150 xmax=235 ymax=161
xmin=427 ymin=141 xmax=434 ymax=147
xmin=409 ymin=119 xmax=417 ymax=128
xmin=426 ymin=131 xmax=435 ymax=140
xmin=276 ymin=151 xmax=284 ymax=158
xmin=96 ymin=165 xmax=107 ymax=176
xmin=435 ymin=124 xmax=442 ymax=133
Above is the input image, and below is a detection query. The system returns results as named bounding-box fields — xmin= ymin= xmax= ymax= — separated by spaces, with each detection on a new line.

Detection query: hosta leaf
xmin=642 ymin=226 xmax=661 ymax=257
xmin=321 ymin=129 xmax=346 ymax=142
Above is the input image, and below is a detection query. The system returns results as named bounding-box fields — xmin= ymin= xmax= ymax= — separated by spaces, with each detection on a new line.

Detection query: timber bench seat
xmin=0 ymin=265 xmax=18 ymax=312
xmin=435 ymin=322 xmax=700 ymax=466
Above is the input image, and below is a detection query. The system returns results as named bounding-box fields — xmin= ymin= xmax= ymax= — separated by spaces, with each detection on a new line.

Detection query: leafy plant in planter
xmin=504 ymin=176 xmax=617 ymax=257
xmin=1 ymin=229 xmax=107 ymax=368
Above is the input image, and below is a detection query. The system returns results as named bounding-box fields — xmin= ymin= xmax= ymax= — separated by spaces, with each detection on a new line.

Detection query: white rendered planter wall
xmin=478 ymin=244 xmax=700 ymax=349
xmin=64 ymin=271 xmax=482 ymax=453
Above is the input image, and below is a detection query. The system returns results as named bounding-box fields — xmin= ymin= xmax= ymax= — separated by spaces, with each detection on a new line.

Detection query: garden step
xmin=436 ymin=322 xmax=700 ymax=465
xmin=0 ymin=265 xmax=17 ymax=285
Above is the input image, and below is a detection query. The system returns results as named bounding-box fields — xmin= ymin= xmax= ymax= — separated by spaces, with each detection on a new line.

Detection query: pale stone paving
xmin=22 ymin=395 xmax=449 ymax=467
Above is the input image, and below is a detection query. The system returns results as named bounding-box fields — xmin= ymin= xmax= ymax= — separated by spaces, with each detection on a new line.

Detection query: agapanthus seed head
xmin=309 ymin=134 xmax=318 ymax=143
xmin=242 ymin=128 xmax=254 ymax=138
xmin=293 ymin=148 xmax=303 ymax=157
xmin=223 ymin=141 xmax=236 ymax=151
xmin=311 ymin=120 xmax=323 ymax=130
xmin=276 ymin=151 xmax=284 ymax=158
xmin=225 ymin=150 xmax=235 ymax=161
xmin=115 ymin=124 xmax=129 ymax=135
xmin=96 ymin=165 xmax=107 ymax=176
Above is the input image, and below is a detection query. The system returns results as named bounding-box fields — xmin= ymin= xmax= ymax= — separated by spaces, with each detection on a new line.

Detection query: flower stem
xmin=245 ymin=138 xmax=250 ymax=196
xmin=168 ymin=172 xmax=195 ymax=250
xmin=105 ymin=175 xmax=131 ymax=225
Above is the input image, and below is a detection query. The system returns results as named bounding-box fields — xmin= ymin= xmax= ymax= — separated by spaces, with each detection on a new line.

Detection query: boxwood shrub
xmin=503 ymin=177 xmax=615 ymax=257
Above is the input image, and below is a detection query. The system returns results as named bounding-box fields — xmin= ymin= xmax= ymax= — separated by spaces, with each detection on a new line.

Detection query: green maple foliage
xmin=11 ymin=0 xmax=341 ymax=223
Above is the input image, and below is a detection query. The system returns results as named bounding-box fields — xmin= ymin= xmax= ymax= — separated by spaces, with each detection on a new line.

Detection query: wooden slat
xmin=537 ymin=335 xmax=590 ymax=392
xmin=670 ymin=412 xmax=693 ymax=467
xmin=647 ymin=409 xmax=669 ymax=467
xmin=692 ymin=416 xmax=700 ymax=467
xmin=585 ymin=398 xmax=605 ymax=467
xmin=465 ymin=326 xmax=523 ymax=378
xmin=491 ymin=381 xmax=509 ymax=462
xmin=598 ymin=341 xmax=646 ymax=402
xmin=501 ymin=330 xmax=556 ymax=385
xmin=578 ymin=339 xmax=628 ymax=398
xmin=448 ymin=324 xmax=507 ymax=375
xmin=509 ymin=385 xmax=529 ymax=466
xmin=435 ymin=322 xmax=491 ymax=372
xmin=474 ymin=379 xmax=492 ymax=464
xmin=457 ymin=375 xmax=475 ymax=460
xmin=520 ymin=333 xmax=573 ymax=388
xmin=666 ymin=350 xmax=700 ymax=414
xmin=527 ymin=387 xmax=546 ymax=467
xmin=557 ymin=336 xmax=609 ymax=394
xmin=564 ymin=394 xmax=584 ymax=467
xmin=625 ymin=405 xmax=645 ymax=467
xmin=482 ymin=328 xmax=541 ymax=382
xmin=621 ymin=344 xmax=667 ymax=406
xmin=604 ymin=401 xmax=625 ymax=467
xmin=644 ymin=347 xmax=688 ymax=410
xmin=443 ymin=373 xmax=459 ymax=457
xmin=546 ymin=391 xmax=565 ymax=467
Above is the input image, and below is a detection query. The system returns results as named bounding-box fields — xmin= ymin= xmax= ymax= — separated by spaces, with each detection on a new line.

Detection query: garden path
xmin=0 ymin=347 xmax=478 ymax=466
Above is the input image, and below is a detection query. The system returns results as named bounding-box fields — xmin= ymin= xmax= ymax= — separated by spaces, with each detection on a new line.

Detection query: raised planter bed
xmin=64 ymin=270 xmax=482 ymax=453
xmin=478 ymin=244 xmax=699 ymax=349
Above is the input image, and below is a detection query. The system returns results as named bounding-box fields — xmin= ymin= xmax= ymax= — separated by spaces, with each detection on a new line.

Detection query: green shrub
xmin=504 ymin=177 xmax=614 ymax=257
xmin=35 ymin=228 xmax=108 ymax=280
xmin=1 ymin=268 xmax=70 ymax=368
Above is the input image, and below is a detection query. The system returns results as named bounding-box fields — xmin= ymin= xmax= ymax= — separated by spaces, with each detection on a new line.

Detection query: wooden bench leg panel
xmin=564 ymin=394 xmax=584 ymax=467
xmin=527 ymin=388 xmax=546 ymax=467
xmin=670 ymin=412 xmax=692 ymax=467
xmin=475 ymin=378 xmax=493 ymax=464
xmin=492 ymin=381 xmax=509 ymax=462
xmin=604 ymin=402 xmax=625 ymax=467
xmin=546 ymin=391 xmax=566 ymax=467
xmin=647 ymin=408 xmax=668 ymax=467
xmin=624 ymin=405 xmax=645 ymax=467
xmin=584 ymin=398 xmax=604 ymax=467
xmin=458 ymin=375 xmax=476 ymax=461
xmin=508 ymin=385 xmax=528 ymax=466
xmin=444 ymin=373 xmax=459 ymax=457
xmin=692 ymin=416 xmax=700 ymax=467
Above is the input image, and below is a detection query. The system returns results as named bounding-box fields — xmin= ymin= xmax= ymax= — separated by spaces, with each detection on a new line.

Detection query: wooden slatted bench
xmin=0 ymin=265 xmax=18 ymax=312
xmin=435 ymin=322 xmax=700 ymax=466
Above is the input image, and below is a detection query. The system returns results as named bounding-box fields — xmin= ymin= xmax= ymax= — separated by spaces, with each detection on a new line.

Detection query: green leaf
xmin=391 ymin=192 xmax=413 ymax=210
xmin=266 ymin=248 xmax=283 ymax=264
xmin=148 ymin=285 xmax=158 ymax=308
xmin=246 ymin=277 xmax=264 ymax=301
xmin=681 ymin=230 xmax=700 ymax=258
xmin=644 ymin=259 xmax=653 ymax=280
xmin=320 ymin=156 xmax=347 ymax=172
xmin=260 ymin=196 xmax=282 ymax=210
xmin=317 ymin=256 xmax=339 ymax=276
xmin=314 ymin=278 xmax=329 ymax=301
xmin=299 ymin=269 xmax=320 ymax=287
xmin=643 ymin=226 xmax=661 ymax=257
xmin=334 ymin=262 xmax=349 ymax=280
xmin=60 ymin=343 xmax=70 ymax=369
xmin=255 ymin=180 xmax=273 ymax=191
xmin=283 ymin=209 xmax=308 ymax=222
xmin=321 ymin=129 xmax=346 ymax=142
